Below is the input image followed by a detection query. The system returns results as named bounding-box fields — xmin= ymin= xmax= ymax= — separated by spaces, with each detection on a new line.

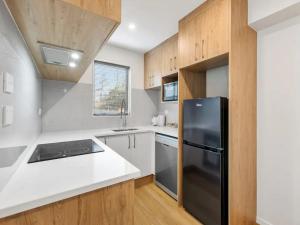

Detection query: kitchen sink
xmin=112 ymin=128 xmax=139 ymax=132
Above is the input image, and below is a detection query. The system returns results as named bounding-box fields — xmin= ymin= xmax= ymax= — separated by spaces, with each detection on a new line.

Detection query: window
xmin=93 ymin=61 xmax=129 ymax=116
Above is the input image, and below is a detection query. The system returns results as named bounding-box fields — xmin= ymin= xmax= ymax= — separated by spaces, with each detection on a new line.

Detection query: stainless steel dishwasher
xmin=155 ymin=133 xmax=178 ymax=199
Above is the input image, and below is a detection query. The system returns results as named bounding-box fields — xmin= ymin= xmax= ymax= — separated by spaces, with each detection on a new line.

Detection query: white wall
xmin=157 ymin=101 xmax=178 ymax=124
xmin=257 ymin=15 xmax=300 ymax=225
xmin=80 ymin=44 xmax=144 ymax=89
xmin=249 ymin=0 xmax=300 ymax=30
xmin=249 ymin=0 xmax=300 ymax=23
xmin=206 ymin=66 xmax=228 ymax=98
xmin=0 ymin=1 xmax=42 ymax=190
xmin=0 ymin=1 xmax=41 ymax=147
xmin=42 ymin=45 xmax=158 ymax=131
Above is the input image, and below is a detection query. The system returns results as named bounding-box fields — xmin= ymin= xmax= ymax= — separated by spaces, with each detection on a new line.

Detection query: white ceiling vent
xmin=40 ymin=43 xmax=83 ymax=67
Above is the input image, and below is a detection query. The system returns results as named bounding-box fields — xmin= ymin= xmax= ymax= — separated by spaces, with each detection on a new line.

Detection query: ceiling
xmin=108 ymin=0 xmax=206 ymax=53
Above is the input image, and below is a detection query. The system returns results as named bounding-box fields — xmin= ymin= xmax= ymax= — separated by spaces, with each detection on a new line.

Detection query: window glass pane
xmin=94 ymin=61 xmax=129 ymax=116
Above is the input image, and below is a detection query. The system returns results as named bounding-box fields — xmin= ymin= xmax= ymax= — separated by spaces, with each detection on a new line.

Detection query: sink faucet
xmin=120 ymin=99 xmax=127 ymax=128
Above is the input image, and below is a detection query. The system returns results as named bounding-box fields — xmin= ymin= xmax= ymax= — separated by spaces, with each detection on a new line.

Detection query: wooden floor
xmin=134 ymin=183 xmax=202 ymax=225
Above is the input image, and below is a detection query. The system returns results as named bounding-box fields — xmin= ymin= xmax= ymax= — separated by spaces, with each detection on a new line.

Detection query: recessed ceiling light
xmin=71 ymin=52 xmax=80 ymax=60
xmin=128 ymin=23 xmax=136 ymax=30
xmin=69 ymin=62 xmax=77 ymax=68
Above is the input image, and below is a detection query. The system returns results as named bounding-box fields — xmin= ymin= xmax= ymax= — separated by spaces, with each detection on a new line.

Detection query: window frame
xmin=92 ymin=60 xmax=131 ymax=117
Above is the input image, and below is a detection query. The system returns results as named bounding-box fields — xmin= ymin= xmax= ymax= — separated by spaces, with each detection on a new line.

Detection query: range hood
xmin=40 ymin=43 xmax=83 ymax=67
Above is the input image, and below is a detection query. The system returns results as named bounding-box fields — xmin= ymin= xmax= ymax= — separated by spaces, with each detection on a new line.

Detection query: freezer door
xmin=183 ymin=97 xmax=226 ymax=149
xmin=183 ymin=144 xmax=226 ymax=225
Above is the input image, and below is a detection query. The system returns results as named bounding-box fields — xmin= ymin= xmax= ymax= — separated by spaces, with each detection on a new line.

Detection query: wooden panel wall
xmin=5 ymin=0 xmax=120 ymax=82
xmin=228 ymin=0 xmax=257 ymax=224
xmin=0 ymin=180 xmax=135 ymax=225
xmin=62 ymin=0 xmax=121 ymax=22
xmin=177 ymin=70 xmax=207 ymax=205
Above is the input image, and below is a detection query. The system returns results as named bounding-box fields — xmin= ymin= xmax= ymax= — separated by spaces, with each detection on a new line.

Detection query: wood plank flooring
xmin=134 ymin=183 xmax=202 ymax=225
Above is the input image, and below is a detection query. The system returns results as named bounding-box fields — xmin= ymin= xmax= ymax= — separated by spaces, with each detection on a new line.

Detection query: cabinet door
xmin=106 ymin=135 xmax=131 ymax=161
xmin=178 ymin=17 xmax=197 ymax=68
xmin=144 ymin=47 xmax=162 ymax=89
xmin=162 ymin=34 xmax=178 ymax=76
xmin=195 ymin=7 xmax=209 ymax=61
xmin=97 ymin=136 xmax=108 ymax=145
xmin=171 ymin=34 xmax=178 ymax=72
xmin=162 ymin=40 xmax=172 ymax=76
xmin=130 ymin=133 xmax=154 ymax=177
xmin=152 ymin=46 xmax=162 ymax=87
xmin=206 ymin=0 xmax=229 ymax=59
xmin=144 ymin=52 xmax=152 ymax=89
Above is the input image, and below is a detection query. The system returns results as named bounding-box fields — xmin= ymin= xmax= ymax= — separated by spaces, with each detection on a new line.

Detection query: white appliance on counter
xmin=152 ymin=115 xmax=166 ymax=127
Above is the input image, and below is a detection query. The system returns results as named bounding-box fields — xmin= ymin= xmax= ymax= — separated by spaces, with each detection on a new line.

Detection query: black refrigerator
xmin=183 ymin=97 xmax=228 ymax=225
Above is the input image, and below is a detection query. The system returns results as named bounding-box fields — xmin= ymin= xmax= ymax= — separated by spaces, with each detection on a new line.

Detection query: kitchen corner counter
xmin=0 ymin=125 xmax=177 ymax=219
xmin=0 ymin=133 xmax=140 ymax=219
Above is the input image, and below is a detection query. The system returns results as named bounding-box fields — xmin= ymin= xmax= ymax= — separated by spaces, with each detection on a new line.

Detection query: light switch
xmin=38 ymin=107 xmax=42 ymax=116
xmin=2 ymin=105 xmax=14 ymax=127
xmin=3 ymin=72 xmax=14 ymax=94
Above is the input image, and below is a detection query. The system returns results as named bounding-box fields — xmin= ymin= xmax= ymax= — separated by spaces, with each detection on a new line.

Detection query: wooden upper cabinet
xmin=178 ymin=18 xmax=197 ymax=69
xmin=5 ymin=0 xmax=121 ymax=82
xmin=144 ymin=34 xmax=178 ymax=89
xmin=144 ymin=46 xmax=162 ymax=89
xmin=179 ymin=0 xmax=229 ymax=69
xmin=162 ymin=34 xmax=178 ymax=77
xmin=205 ymin=0 xmax=229 ymax=59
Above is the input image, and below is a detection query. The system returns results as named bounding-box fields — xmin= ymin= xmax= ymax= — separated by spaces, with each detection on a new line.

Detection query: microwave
xmin=163 ymin=81 xmax=178 ymax=102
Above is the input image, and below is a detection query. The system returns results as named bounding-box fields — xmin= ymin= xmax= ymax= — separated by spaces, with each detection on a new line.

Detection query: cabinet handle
xmin=195 ymin=43 xmax=198 ymax=61
xmin=170 ymin=58 xmax=173 ymax=71
xmin=128 ymin=135 xmax=131 ymax=149
xmin=104 ymin=137 xmax=107 ymax=145
xmin=202 ymin=40 xmax=205 ymax=59
xmin=133 ymin=134 xmax=136 ymax=149
xmin=174 ymin=56 xmax=177 ymax=70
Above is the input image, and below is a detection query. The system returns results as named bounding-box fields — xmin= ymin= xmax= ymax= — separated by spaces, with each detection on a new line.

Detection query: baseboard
xmin=257 ymin=217 xmax=274 ymax=225
xmin=135 ymin=174 xmax=154 ymax=188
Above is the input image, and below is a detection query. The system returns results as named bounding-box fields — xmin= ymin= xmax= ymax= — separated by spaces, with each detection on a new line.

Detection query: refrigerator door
xmin=183 ymin=144 xmax=225 ymax=225
xmin=183 ymin=97 xmax=226 ymax=149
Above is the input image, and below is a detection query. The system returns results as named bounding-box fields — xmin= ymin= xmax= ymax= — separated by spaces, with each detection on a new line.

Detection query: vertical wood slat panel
xmin=0 ymin=180 xmax=134 ymax=225
xmin=229 ymin=0 xmax=257 ymax=224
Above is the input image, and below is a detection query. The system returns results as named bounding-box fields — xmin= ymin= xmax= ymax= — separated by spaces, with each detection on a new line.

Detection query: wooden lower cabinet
xmin=0 ymin=180 xmax=134 ymax=225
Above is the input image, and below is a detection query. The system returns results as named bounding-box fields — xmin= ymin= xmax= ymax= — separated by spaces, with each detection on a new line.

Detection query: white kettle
xmin=157 ymin=114 xmax=166 ymax=127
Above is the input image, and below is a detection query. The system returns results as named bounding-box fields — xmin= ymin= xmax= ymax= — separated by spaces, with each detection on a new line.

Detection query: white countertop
xmin=0 ymin=126 xmax=177 ymax=219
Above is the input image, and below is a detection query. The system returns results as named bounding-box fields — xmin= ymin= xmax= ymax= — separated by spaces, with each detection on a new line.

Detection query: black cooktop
xmin=28 ymin=139 xmax=104 ymax=163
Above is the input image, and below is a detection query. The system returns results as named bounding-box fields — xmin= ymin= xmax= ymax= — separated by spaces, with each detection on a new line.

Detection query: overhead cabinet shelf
xmin=5 ymin=0 xmax=121 ymax=82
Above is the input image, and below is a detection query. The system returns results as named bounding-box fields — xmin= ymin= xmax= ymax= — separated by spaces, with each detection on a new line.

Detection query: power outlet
xmin=3 ymin=72 xmax=14 ymax=94
xmin=2 ymin=105 xmax=14 ymax=127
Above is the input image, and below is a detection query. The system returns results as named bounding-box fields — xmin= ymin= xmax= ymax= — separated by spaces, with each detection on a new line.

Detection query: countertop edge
xmin=0 ymin=171 xmax=140 ymax=219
